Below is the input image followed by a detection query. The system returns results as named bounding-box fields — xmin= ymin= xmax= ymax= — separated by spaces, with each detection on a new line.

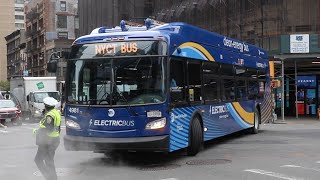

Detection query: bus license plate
xmin=147 ymin=111 xmax=162 ymax=118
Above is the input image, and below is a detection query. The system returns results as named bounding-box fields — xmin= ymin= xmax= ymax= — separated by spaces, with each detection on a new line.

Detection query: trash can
xmin=317 ymin=108 xmax=320 ymax=120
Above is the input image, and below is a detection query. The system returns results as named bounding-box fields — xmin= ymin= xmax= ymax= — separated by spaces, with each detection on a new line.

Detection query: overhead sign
xmin=290 ymin=34 xmax=309 ymax=53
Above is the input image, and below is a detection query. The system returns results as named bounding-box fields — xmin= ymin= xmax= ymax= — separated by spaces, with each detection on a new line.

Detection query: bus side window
xmin=187 ymin=61 xmax=201 ymax=103
xmin=247 ymin=68 xmax=258 ymax=100
xmin=203 ymin=62 xmax=219 ymax=103
xmin=221 ymin=64 xmax=235 ymax=102
xmin=235 ymin=66 xmax=247 ymax=100
xmin=170 ymin=59 xmax=186 ymax=103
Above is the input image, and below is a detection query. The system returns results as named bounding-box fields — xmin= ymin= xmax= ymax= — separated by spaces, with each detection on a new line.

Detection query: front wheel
xmin=250 ymin=108 xmax=260 ymax=134
xmin=187 ymin=117 xmax=203 ymax=156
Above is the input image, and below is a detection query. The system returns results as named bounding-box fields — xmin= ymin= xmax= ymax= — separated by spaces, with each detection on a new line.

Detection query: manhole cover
xmin=139 ymin=164 xmax=181 ymax=171
xmin=34 ymin=168 xmax=83 ymax=177
xmin=186 ymin=159 xmax=231 ymax=166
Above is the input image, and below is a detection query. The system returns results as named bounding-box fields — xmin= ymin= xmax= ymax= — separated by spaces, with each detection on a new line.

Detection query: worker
xmin=33 ymin=97 xmax=61 ymax=180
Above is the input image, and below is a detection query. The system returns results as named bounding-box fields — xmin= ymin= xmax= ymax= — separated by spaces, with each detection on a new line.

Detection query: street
xmin=2 ymin=118 xmax=320 ymax=180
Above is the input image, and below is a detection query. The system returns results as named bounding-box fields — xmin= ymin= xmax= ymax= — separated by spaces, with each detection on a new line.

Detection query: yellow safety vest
xmin=39 ymin=109 xmax=61 ymax=138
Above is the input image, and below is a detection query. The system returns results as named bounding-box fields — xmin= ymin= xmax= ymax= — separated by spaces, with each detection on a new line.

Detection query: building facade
xmin=78 ymin=0 xmax=153 ymax=36
xmin=0 ymin=0 xmax=15 ymax=81
xmin=15 ymin=0 xmax=26 ymax=30
xmin=5 ymin=29 xmax=27 ymax=80
xmin=24 ymin=0 xmax=77 ymax=92
xmin=78 ymin=0 xmax=320 ymax=118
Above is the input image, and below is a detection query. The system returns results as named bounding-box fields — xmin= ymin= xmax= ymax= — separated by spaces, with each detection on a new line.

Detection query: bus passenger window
xmin=222 ymin=79 xmax=235 ymax=101
xmin=236 ymin=80 xmax=247 ymax=100
xmin=248 ymin=80 xmax=259 ymax=100
xmin=188 ymin=62 xmax=201 ymax=102
xmin=170 ymin=60 xmax=186 ymax=102
xmin=203 ymin=62 xmax=219 ymax=102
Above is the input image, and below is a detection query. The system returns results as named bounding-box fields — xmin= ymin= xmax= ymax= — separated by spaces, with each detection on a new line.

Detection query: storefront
xmin=272 ymin=34 xmax=320 ymax=119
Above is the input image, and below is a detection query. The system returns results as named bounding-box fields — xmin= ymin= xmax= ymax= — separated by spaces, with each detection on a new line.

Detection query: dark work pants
xmin=35 ymin=138 xmax=60 ymax=180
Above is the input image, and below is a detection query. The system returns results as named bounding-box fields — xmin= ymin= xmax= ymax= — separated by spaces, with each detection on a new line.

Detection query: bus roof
xmin=74 ymin=22 xmax=268 ymax=61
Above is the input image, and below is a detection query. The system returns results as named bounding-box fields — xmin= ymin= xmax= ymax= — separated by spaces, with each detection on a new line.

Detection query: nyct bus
xmin=49 ymin=19 xmax=273 ymax=156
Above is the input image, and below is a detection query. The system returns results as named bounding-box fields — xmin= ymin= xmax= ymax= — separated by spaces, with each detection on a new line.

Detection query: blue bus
xmin=54 ymin=20 xmax=272 ymax=156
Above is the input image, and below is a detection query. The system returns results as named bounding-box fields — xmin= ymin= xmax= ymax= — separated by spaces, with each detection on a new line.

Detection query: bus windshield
xmin=66 ymin=57 xmax=167 ymax=106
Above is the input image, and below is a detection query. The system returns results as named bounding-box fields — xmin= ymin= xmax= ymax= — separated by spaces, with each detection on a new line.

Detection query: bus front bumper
xmin=64 ymin=135 xmax=169 ymax=152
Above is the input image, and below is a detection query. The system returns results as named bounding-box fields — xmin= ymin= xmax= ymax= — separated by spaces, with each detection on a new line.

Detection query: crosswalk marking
xmin=244 ymin=169 xmax=304 ymax=180
xmin=281 ymin=164 xmax=320 ymax=172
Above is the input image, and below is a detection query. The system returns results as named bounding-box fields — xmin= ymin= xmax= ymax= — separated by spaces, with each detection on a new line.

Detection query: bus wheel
xmin=187 ymin=117 xmax=203 ymax=156
xmin=250 ymin=108 xmax=260 ymax=134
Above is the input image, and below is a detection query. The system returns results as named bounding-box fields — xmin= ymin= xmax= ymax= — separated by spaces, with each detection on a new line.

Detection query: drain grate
xmin=139 ymin=164 xmax=181 ymax=171
xmin=34 ymin=168 xmax=83 ymax=177
xmin=186 ymin=159 xmax=231 ymax=166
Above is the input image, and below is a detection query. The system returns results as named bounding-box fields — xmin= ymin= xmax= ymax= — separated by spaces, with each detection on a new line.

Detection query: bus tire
xmin=250 ymin=108 xmax=260 ymax=134
xmin=187 ymin=116 xmax=203 ymax=156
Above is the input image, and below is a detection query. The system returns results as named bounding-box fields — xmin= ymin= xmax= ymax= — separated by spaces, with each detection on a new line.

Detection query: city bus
xmin=49 ymin=20 xmax=272 ymax=156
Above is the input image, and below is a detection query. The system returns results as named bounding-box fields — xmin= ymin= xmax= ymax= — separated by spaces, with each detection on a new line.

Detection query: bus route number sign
xmin=95 ymin=42 xmax=138 ymax=55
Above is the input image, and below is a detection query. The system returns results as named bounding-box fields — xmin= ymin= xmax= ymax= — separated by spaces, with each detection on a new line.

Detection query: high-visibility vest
xmin=39 ymin=109 xmax=61 ymax=138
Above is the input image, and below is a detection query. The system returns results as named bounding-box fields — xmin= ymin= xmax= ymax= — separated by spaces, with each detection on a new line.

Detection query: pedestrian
xmin=33 ymin=97 xmax=61 ymax=180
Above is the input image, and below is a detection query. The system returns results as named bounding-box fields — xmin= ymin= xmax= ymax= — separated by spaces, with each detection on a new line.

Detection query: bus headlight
xmin=145 ymin=118 xmax=166 ymax=130
xmin=66 ymin=119 xmax=81 ymax=130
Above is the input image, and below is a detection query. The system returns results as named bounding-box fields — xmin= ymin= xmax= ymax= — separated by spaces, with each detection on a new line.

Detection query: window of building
xmin=15 ymin=0 xmax=24 ymax=4
xmin=57 ymin=15 xmax=67 ymax=28
xmin=15 ymin=15 xmax=24 ymax=20
xmin=58 ymin=32 xmax=68 ymax=39
xmin=15 ymin=7 xmax=24 ymax=12
xmin=60 ymin=1 xmax=66 ymax=11
xmin=15 ymin=23 xmax=24 ymax=29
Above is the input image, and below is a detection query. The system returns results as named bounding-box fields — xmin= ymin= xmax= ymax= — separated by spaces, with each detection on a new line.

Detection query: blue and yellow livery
xmin=61 ymin=20 xmax=272 ymax=156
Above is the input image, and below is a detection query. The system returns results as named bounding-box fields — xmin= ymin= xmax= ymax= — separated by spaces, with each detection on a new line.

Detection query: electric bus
xmin=49 ymin=19 xmax=273 ymax=156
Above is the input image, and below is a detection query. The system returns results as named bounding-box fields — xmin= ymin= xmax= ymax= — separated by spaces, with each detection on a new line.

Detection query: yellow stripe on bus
xmin=232 ymin=102 xmax=254 ymax=125
xmin=180 ymin=42 xmax=215 ymax=62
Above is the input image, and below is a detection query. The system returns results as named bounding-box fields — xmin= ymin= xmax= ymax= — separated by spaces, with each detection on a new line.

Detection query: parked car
xmin=0 ymin=99 xmax=22 ymax=126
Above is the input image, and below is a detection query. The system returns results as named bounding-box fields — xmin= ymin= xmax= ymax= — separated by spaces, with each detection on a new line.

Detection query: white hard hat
xmin=43 ymin=97 xmax=58 ymax=107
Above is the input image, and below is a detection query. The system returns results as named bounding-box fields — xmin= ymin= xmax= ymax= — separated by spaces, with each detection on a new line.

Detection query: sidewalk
xmin=274 ymin=116 xmax=320 ymax=125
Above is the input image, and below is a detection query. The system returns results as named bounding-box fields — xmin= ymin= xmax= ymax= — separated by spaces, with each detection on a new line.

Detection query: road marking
xmin=0 ymin=130 xmax=9 ymax=133
xmin=316 ymin=161 xmax=320 ymax=164
xmin=281 ymin=164 xmax=320 ymax=172
xmin=244 ymin=169 xmax=304 ymax=180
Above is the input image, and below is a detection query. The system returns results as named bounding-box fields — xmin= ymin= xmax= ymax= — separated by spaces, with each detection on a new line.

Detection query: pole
xmin=281 ymin=59 xmax=285 ymax=121
xmin=295 ymin=60 xmax=298 ymax=119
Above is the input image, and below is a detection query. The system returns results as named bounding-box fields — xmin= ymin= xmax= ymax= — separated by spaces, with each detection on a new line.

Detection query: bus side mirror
xmin=47 ymin=60 xmax=58 ymax=73
xmin=61 ymin=51 xmax=70 ymax=59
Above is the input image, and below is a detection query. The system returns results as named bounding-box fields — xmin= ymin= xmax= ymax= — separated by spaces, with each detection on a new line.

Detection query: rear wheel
xmin=250 ymin=108 xmax=260 ymax=134
xmin=187 ymin=116 xmax=203 ymax=156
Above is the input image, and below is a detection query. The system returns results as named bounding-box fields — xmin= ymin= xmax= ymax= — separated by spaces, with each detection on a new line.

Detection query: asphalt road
xmin=1 ymin=118 xmax=320 ymax=180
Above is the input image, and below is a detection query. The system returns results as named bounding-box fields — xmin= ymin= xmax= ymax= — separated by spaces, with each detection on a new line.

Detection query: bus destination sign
xmin=95 ymin=42 xmax=138 ymax=55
